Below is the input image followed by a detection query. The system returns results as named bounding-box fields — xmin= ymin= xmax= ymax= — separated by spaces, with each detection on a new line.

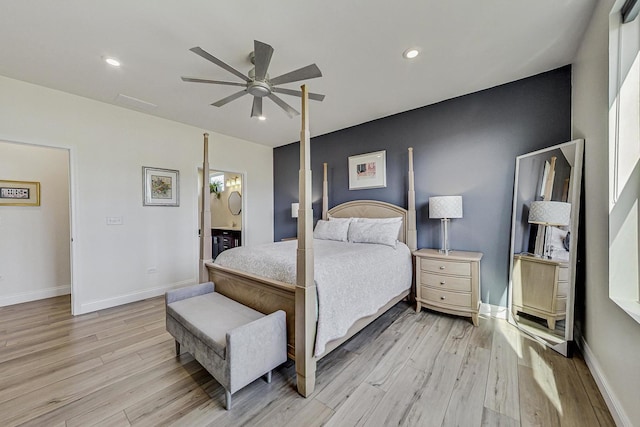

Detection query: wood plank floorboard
xmin=0 ymin=297 xmax=613 ymax=426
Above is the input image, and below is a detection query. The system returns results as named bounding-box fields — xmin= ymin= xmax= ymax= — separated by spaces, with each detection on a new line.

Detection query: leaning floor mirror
xmin=508 ymin=139 xmax=584 ymax=356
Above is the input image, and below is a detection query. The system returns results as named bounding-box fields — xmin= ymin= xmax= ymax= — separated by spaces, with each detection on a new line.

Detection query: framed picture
xmin=143 ymin=167 xmax=179 ymax=207
xmin=348 ymin=150 xmax=387 ymax=190
xmin=0 ymin=180 xmax=40 ymax=206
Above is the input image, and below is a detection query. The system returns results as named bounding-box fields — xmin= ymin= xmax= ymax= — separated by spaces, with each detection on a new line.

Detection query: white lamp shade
xmin=291 ymin=202 xmax=299 ymax=218
xmin=429 ymin=196 xmax=463 ymax=219
xmin=528 ymin=201 xmax=571 ymax=226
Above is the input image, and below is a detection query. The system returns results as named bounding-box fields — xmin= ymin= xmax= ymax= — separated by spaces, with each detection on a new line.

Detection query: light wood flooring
xmin=0 ymin=295 xmax=615 ymax=426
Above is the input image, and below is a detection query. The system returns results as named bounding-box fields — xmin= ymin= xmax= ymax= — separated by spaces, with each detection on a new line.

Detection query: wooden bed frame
xmin=198 ymin=86 xmax=417 ymax=396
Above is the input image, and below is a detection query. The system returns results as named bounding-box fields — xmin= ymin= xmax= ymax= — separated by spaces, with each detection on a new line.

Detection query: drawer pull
xmin=440 ymin=296 xmax=446 ymax=300
xmin=439 ymin=266 xmax=446 ymax=270
xmin=440 ymin=281 xmax=446 ymax=285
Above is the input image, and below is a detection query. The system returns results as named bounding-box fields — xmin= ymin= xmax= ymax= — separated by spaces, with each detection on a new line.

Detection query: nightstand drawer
xmin=557 ymin=280 xmax=569 ymax=297
xmin=421 ymin=258 xmax=470 ymax=276
xmin=420 ymin=272 xmax=471 ymax=292
xmin=558 ymin=266 xmax=569 ymax=282
xmin=422 ymin=287 xmax=471 ymax=308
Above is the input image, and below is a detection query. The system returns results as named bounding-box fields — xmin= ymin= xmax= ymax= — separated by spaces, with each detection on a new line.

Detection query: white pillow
xmin=353 ymin=216 xmax=402 ymax=224
xmin=327 ymin=215 xmax=353 ymax=224
xmin=347 ymin=221 xmax=401 ymax=248
xmin=313 ymin=219 xmax=349 ymax=242
xmin=548 ymin=226 xmax=568 ymax=249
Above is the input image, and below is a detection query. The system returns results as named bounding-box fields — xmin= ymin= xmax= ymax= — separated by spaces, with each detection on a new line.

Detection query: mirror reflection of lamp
xmin=528 ymin=201 xmax=571 ymax=258
xmin=429 ymin=196 xmax=463 ymax=255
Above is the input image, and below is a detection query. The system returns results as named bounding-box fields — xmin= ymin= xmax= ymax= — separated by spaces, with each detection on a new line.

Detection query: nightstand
xmin=511 ymin=254 xmax=568 ymax=330
xmin=413 ymin=249 xmax=483 ymax=326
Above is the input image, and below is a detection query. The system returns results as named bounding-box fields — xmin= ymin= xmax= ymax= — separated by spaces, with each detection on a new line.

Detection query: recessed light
xmin=105 ymin=57 xmax=121 ymax=67
xmin=258 ymin=115 xmax=266 ymax=121
xmin=403 ymin=48 xmax=419 ymax=59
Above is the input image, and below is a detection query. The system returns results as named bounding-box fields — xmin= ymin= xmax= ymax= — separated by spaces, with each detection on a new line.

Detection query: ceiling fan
xmin=181 ymin=40 xmax=325 ymax=118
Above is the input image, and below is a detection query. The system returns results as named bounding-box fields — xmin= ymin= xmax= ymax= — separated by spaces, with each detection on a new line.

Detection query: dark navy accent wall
xmin=273 ymin=66 xmax=571 ymax=307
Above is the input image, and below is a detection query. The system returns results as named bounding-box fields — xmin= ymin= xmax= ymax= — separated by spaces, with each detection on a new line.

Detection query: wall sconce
xmin=429 ymin=195 xmax=463 ymax=255
xmin=291 ymin=202 xmax=299 ymax=218
xmin=226 ymin=176 xmax=240 ymax=188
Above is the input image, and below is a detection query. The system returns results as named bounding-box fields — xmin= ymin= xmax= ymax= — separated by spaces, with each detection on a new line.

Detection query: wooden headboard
xmin=327 ymin=200 xmax=409 ymax=244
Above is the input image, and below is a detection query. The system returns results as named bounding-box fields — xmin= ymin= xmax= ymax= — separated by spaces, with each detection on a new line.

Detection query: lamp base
xmin=439 ymin=218 xmax=451 ymax=256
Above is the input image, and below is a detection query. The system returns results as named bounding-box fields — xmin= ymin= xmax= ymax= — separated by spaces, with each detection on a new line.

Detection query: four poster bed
xmin=197 ymin=86 xmax=417 ymax=396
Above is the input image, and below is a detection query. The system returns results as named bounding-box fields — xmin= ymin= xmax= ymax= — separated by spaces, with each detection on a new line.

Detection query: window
xmin=609 ymin=2 xmax=640 ymax=324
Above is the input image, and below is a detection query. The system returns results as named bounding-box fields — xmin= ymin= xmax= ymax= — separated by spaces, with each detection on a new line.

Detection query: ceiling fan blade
xmin=181 ymin=77 xmax=246 ymax=87
xmin=211 ymin=90 xmax=248 ymax=107
xmin=272 ymin=87 xmax=325 ymax=101
xmin=270 ymin=64 xmax=322 ymax=86
xmin=190 ymin=47 xmax=250 ymax=82
xmin=267 ymin=94 xmax=299 ymax=118
xmin=253 ymin=40 xmax=274 ymax=81
xmin=251 ymin=97 xmax=263 ymax=118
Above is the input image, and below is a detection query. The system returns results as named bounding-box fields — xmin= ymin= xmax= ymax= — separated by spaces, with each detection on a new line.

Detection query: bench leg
xmin=225 ymin=390 xmax=232 ymax=410
xmin=265 ymin=370 xmax=272 ymax=384
xmin=175 ymin=340 xmax=180 ymax=356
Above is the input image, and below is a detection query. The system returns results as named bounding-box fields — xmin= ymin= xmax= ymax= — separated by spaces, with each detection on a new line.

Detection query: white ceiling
xmin=0 ymin=1 xmax=597 ymax=148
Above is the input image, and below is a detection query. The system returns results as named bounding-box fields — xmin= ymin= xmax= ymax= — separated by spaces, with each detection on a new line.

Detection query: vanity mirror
xmin=228 ymin=191 xmax=241 ymax=215
xmin=508 ymin=139 xmax=584 ymax=356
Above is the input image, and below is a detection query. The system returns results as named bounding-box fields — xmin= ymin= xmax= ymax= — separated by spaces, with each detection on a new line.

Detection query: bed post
xmin=295 ymin=85 xmax=317 ymax=397
xmin=199 ymin=133 xmax=213 ymax=282
xmin=322 ymin=162 xmax=328 ymax=220
xmin=407 ymin=147 xmax=417 ymax=252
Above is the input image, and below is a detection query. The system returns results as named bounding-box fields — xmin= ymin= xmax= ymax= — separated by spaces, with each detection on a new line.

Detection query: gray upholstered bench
xmin=165 ymin=282 xmax=287 ymax=409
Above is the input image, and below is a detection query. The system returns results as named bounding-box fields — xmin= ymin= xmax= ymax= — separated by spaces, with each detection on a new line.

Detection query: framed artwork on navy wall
xmin=348 ymin=150 xmax=386 ymax=190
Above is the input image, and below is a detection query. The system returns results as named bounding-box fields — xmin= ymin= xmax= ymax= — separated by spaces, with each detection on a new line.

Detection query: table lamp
xmin=528 ymin=200 xmax=571 ymax=258
xmin=429 ymin=196 xmax=463 ymax=255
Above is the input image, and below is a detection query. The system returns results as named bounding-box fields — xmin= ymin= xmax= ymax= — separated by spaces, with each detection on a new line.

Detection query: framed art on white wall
xmin=143 ymin=166 xmax=179 ymax=206
xmin=348 ymin=150 xmax=387 ymax=190
xmin=0 ymin=179 xmax=40 ymax=206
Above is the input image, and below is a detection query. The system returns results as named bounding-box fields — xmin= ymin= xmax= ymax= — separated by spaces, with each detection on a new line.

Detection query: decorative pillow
xmin=352 ymin=216 xmax=402 ymax=224
xmin=347 ymin=221 xmax=401 ymax=248
xmin=547 ymin=226 xmax=569 ymax=259
xmin=313 ymin=219 xmax=349 ymax=242
xmin=327 ymin=215 xmax=353 ymax=224
xmin=563 ymin=231 xmax=571 ymax=251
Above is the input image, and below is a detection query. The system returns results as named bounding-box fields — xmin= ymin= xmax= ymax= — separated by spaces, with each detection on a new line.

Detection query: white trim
xmin=579 ymin=337 xmax=632 ymax=427
xmin=78 ymin=279 xmax=194 ymax=314
xmin=0 ymin=285 xmax=71 ymax=307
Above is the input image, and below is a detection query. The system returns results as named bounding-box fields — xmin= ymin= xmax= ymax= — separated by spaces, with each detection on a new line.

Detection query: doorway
xmin=198 ymin=168 xmax=244 ymax=260
xmin=0 ymin=140 xmax=74 ymax=312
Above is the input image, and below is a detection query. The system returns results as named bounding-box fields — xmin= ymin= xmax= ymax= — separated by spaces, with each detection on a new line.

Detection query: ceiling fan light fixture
xmin=105 ymin=57 xmax=121 ymax=67
xmin=403 ymin=48 xmax=419 ymax=59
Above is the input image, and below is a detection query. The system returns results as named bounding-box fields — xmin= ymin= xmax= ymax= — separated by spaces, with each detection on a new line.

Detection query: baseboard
xmin=0 ymin=285 xmax=71 ymax=307
xmin=479 ymin=302 xmax=508 ymax=320
xmin=78 ymin=279 xmax=195 ymax=314
xmin=579 ymin=338 xmax=631 ymax=427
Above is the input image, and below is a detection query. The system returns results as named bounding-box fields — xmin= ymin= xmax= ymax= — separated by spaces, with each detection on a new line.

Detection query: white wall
xmin=0 ymin=75 xmax=273 ymax=314
xmin=0 ymin=142 xmax=71 ymax=305
xmin=572 ymin=0 xmax=640 ymax=425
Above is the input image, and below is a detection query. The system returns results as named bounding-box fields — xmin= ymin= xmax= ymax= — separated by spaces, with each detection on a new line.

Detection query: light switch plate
xmin=106 ymin=216 xmax=123 ymax=225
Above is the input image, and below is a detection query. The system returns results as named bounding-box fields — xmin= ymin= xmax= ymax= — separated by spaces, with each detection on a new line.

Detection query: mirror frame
xmin=228 ymin=190 xmax=242 ymax=216
xmin=507 ymin=139 xmax=584 ymax=356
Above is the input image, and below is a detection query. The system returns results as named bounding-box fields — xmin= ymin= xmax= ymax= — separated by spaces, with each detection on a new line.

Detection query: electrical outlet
xmin=106 ymin=216 xmax=123 ymax=225
xmin=147 ymin=267 xmax=157 ymax=274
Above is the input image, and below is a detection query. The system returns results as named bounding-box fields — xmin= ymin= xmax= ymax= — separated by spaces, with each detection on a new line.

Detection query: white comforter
xmin=214 ymin=239 xmax=412 ymax=356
